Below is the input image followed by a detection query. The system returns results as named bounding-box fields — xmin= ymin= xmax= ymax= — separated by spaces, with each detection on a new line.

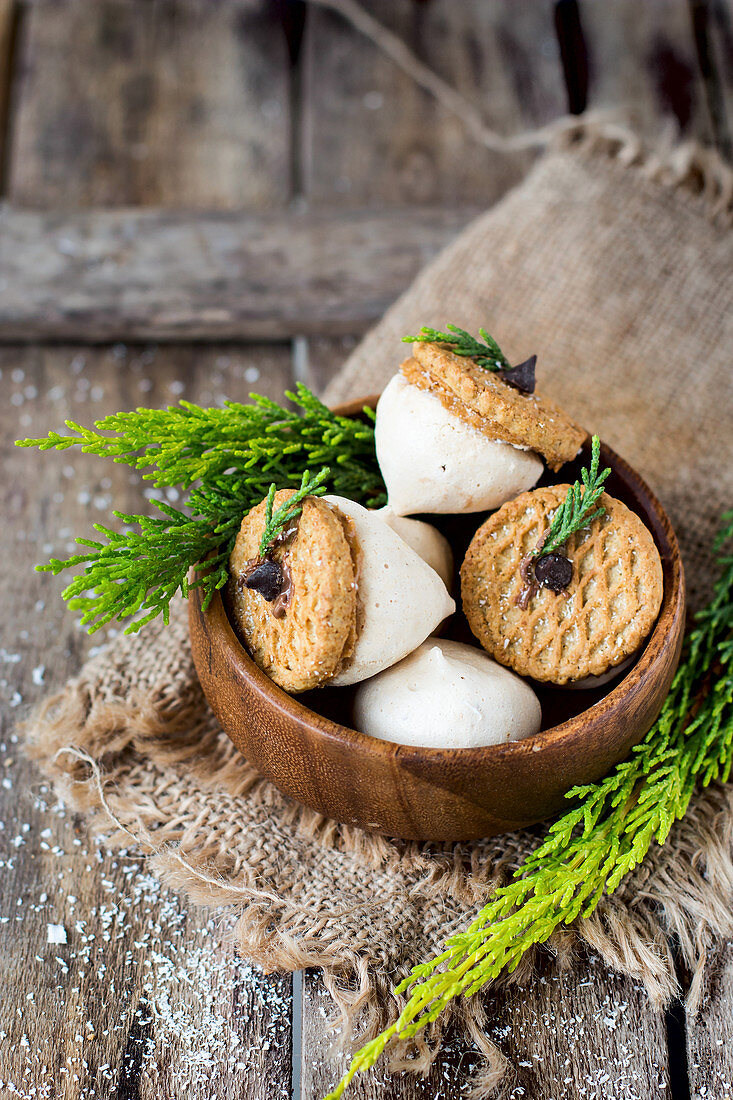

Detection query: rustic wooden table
xmin=1 ymin=2 xmax=732 ymax=1097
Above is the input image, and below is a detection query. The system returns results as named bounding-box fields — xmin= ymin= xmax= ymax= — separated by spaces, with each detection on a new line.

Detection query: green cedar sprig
xmin=17 ymin=384 xmax=384 ymax=503
xmin=324 ymin=511 xmax=733 ymax=1100
xmin=17 ymin=386 xmax=386 ymax=634
xmin=402 ymin=324 xmax=509 ymax=371
xmin=536 ymin=435 xmax=611 ymax=559
xmin=258 ymin=468 xmax=329 ymax=557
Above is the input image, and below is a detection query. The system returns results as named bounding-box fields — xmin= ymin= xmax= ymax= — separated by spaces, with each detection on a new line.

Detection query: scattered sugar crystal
xmin=47 ymin=924 xmax=67 ymax=945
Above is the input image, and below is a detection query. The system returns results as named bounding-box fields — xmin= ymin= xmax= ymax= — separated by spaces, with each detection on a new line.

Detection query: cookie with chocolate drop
xmin=229 ymin=490 xmax=358 ymax=693
xmin=460 ymin=485 xmax=663 ymax=684
xmin=402 ymin=342 xmax=587 ymax=471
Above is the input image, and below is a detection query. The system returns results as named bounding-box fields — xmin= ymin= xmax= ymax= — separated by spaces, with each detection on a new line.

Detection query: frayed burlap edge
xmin=23 ymin=659 xmax=733 ymax=1092
xmin=21 ymin=120 xmax=733 ymax=1093
xmin=554 ymin=116 xmax=733 ymax=224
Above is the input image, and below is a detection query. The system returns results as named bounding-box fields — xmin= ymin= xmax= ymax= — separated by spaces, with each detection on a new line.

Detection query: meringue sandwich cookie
xmin=375 ymin=341 xmax=587 ymax=517
xmin=353 ymin=638 xmax=542 ymax=749
xmin=324 ymin=495 xmax=455 ymax=687
xmin=461 ymin=485 xmax=664 ymax=685
xmin=374 ymin=506 xmax=454 ymax=589
xmin=376 ymin=372 xmax=544 ymax=516
xmin=228 ymin=491 xmax=455 ymax=694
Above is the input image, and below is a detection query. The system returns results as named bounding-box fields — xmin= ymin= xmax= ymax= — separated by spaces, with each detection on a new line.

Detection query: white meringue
xmin=374 ymin=506 xmax=453 ymax=589
xmin=353 ymin=638 xmax=542 ymax=748
xmin=375 ymin=372 xmax=543 ymax=516
xmin=324 ymin=496 xmax=455 ymax=687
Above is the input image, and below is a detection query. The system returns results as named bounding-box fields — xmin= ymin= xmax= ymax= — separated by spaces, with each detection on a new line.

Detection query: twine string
xmin=306 ymin=0 xmax=617 ymax=153
xmin=53 ymin=744 xmax=387 ymax=920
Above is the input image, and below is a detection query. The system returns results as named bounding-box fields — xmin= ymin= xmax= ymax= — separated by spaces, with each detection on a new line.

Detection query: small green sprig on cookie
xmin=258 ymin=468 xmax=329 ymax=558
xmin=538 ymin=435 xmax=611 ymax=558
xmin=402 ymin=323 xmax=537 ymax=393
xmin=525 ymin=435 xmax=611 ymax=597
xmin=16 ymin=385 xmax=386 ymax=634
xmin=403 ymin=323 xmax=509 ymax=370
xmin=324 ymin=513 xmax=733 ymax=1100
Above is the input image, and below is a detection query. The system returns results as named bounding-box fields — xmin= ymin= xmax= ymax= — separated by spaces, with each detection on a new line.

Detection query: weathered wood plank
xmin=302 ymin=970 xmax=479 ymax=1100
xmin=686 ymin=940 xmax=733 ymax=1100
xmin=301 ymin=0 xmax=566 ymax=208
xmin=0 ymin=204 xmax=475 ymax=341
xmin=485 ymin=950 xmax=671 ymax=1099
xmin=7 ymin=0 xmax=290 ymax=208
xmin=0 ymin=0 xmax=17 ymax=188
xmin=580 ymin=0 xmax=715 ymax=143
xmin=304 ymin=950 xmax=672 ymax=1100
xmin=0 ymin=343 xmax=295 ymax=1100
xmin=295 ymin=333 xmax=360 ymax=396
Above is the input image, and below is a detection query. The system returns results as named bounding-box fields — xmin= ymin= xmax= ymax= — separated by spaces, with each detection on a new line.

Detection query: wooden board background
xmin=0 ymin=1 xmax=732 ymax=1097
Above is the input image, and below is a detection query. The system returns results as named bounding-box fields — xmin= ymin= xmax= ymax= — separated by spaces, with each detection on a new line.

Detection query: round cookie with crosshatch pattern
xmin=403 ymin=341 xmax=587 ymax=471
xmin=228 ymin=491 xmax=358 ymax=694
xmin=460 ymin=485 xmax=663 ymax=684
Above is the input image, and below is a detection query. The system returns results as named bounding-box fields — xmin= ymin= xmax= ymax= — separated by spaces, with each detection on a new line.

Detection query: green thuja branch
xmin=18 ymin=387 xmax=386 ymax=633
xmin=537 ymin=435 xmax=611 ymax=558
xmin=402 ymin=324 xmax=509 ymax=371
xmin=18 ymin=384 xmax=384 ymax=503
xmin=324 ymin=512 xmax=733 ymax=1100
xmin=258 ymin=468 xmax=329 ymax=557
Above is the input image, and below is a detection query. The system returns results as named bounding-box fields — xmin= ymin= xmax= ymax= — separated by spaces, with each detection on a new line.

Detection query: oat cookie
xmin=460 ymin=485 xmax=663 ymax=684
xmin=403 ymin=342 xmax=587 ymax=471
xmin=229 ymin=491 xmax=357 ymax=693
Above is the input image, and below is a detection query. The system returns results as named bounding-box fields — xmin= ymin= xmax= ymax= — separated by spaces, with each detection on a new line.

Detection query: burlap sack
xmin=26 ymin=124 xmax=733 ymax=1092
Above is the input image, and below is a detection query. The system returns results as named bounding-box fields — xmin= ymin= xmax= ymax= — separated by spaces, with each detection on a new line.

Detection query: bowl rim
xmin=203 ymin=395 xmax=685 ymax=768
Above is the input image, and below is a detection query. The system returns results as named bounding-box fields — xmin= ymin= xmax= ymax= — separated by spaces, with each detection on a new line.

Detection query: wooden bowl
xmin=189 ymin=397 xmax=686 ymax=841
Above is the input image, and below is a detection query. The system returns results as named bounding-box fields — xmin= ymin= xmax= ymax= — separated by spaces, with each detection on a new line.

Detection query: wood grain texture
xmin=0 ymin=0 xmax=17 ymax=186
xmin=484 ymin=949 xmax=671 ymax=1099
xmin=686 ymin=940 xmax=733 ymax=1100
xmin=580 ymin=0 xmax=715 ymax=142
xmin=0 ymin=204 xmax=475 ymax=341
xmin=189 ymin=421 xmax=686 ymax=842
xmin=305 ymin=951 xmax=673 ymax=1100
xmin=295 ymin=334 xmax=361 ymax=396
xmin=301 ymin=970 xmax=479 ymax=1100
xmin=7 ymin=0 xmax=290 ymax=208
xmin=0 ymin=344 xmax=295 ymax=1100
xmin=301 ymin=0 xmax=566 ymax=208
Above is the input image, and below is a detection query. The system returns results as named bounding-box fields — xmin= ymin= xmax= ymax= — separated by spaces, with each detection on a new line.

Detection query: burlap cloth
xmin=26 ymin=124 xmax=733 ymax=1091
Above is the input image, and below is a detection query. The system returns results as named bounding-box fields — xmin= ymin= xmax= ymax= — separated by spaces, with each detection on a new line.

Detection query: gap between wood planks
xmin=666 ymin=998 xmax=693 ymax=1100
xmin=0 ymin=0 xmax=21 ymax=194
xmin=291 ymin=968 xmax=304 ymax=1100
xmin=0 ymin=0 xmax=731 ymax=1094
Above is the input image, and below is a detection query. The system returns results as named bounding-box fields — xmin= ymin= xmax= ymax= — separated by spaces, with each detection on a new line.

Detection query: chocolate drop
xmin=244 ymin=558 xmax=285 ymax=602
xmin=534 ymin=552 xmax=573 ymax=592
xmin=498 ymin=355 xmax=536 ymax=394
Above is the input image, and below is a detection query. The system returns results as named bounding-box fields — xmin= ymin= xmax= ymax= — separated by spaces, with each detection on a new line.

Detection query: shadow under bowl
xmin=188 ymin=396 xmax=686 ymax=842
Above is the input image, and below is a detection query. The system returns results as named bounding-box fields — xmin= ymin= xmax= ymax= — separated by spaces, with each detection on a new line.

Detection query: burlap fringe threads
xmin=18 ymin=28 xmax=733 ymax=1079
xmin=24 ymin=656 xmax=733 ymax=1093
